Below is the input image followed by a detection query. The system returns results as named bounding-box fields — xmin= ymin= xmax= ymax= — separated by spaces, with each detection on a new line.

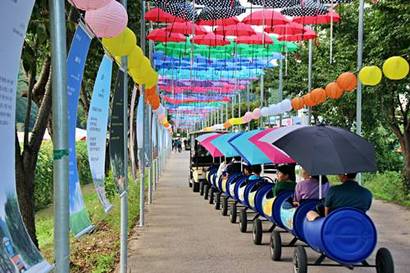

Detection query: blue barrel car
xmin=291 ymin=208 xmax=394 ymax=273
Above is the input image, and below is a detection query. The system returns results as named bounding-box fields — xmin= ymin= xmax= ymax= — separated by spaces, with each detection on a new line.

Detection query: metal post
xmin=247 ymin=85 xmax=250 ymax=113
xmin=307 ymin=39 xmax=313 ymax=125
xmin=49 ymin=0 xmax=69 ymax=271
xmin=225 ymin=102 xmax=228 ymax=120
xmin=148 ymin=110 xmax=153 ymax=204
xmin=260 ymin=74 xmax=264 ymax=127
xmin=119 ymin=1 xmax=129 ymax=272
xmin=139 ymin=0 xmax=146 ymax=228
xmin=278 ymin=59 xmax=284 ymax=126
xmin=357 ymin=0 xmax=365 ymax=184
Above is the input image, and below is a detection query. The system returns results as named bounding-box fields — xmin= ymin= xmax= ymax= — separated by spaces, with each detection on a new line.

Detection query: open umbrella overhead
xmin=236 ymin=33 xmax=273 ymax=45
xmin=197 ymin=3 xmax=246 ymax=21
xmin=165 ymin=22 xmax=207 ymax=35
xmin=249 ymin=128 xmax=294 ymax=164
xmin=293 ymin=10 xmax=340 ymax=24
xmin=211 ymin=132 xmax=240 ymax=158
xmin=197 ymin=133 xmax=224 ymax=158
xmin=153 ymin=1 xmax=197 ymax=21
xmin=248 ymin=0 xmax=299 ymax=8
xmin=278 ymin=29 xmax=317 ymax=41
xmin=145 ymin=7 xmax=187 ymax=23
xmin=229 ymin=130 xmax=272 ymax=165
xmin=242 ymin=9 xmax=289 ymax=26
xmin=214 ymin=23 xmax=256 ymax=37
xmin=281 ymin=0 xmax=328 ymax=17
xmin=264 ymin=22 xmax=305 ymax=35
xmin=261 ymin=125 xmax=377 ymax=175
xmin=147 ymin=28 xmax=187 ymax=42
xmin=196 ymin=16 xmax=239 ymax=26
xmin=192 ymin=33 xmax=231 ymax=46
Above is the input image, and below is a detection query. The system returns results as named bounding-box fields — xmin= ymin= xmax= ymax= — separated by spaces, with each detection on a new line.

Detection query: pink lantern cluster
xmin=69 ymin=0 xmax=128 ymax=38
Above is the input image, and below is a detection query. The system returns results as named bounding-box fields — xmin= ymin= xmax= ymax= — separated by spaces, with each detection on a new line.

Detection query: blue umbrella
xmin=228 ymin=130 xmax=271 ymax=165
xmin=211 ymin=132 xmax=240 ymax=158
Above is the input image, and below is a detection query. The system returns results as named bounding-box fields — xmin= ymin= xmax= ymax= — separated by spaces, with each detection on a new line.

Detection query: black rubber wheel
xmin=209 ymin=188 xmax=215 ymax=204
xmin=376 ymin=247 xmax=394 ymax=273
xmin=270 ymin=230 xmax=282 ymax=261
xmin=215 ymin=193 xmax=221 ymax=210
xmin=221 ymin=196 xmax=228 ymax=216
xmin=239 ymin=209 xmax=247 ymax=233
xmin=199 ymin=181 xmax=205 ymax=196
xmin=253 ymin=218 xmax=263 ymax=245
xmin=204 ymin=184 xmax=209 ymax=200
xmin=193 ymin=182 xmax=200 ymax=192
xmin=293 ymin=246 xmax=307 ymax=273
xmin=230 ymin=203 xmax=237 ymax=223
xmin=189 ymin=179 xmax=192 ymax=187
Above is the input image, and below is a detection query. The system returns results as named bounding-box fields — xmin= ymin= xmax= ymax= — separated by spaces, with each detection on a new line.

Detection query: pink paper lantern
xmin=244 ymin=112 xmax=253 ymax=123
xmin=252 ymin=108 xmax=261 ymax=119
xmin=85 ymin=1 xmax=128 ymax=38
xmin=69 ymin=0 xmax=111 ymax=11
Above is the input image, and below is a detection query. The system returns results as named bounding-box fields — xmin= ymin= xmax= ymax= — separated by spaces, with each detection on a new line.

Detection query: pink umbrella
xmin=249 ymin=128 xmax=294 ymax=164
xmin=196 ymin=133 xmax=224 ymax=158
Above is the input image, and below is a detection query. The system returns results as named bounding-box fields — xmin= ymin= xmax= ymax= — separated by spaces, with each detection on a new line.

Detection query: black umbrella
xmin=154 ymin=0 xmax=197 ymax=21
xmin=248 ymin=0 xmax=300 ymax=8
xmin=271 ymin=125 xmax=377 ymax=175
xmin=319 ymin=0 xmax=352 ymax=3
xmin=196 ymin=0 xmax=239 ymax=7
xmin=197 ymin=2 xmax=246 ymax=21
xmin=281 ymin=0 xmax=328 ymax=17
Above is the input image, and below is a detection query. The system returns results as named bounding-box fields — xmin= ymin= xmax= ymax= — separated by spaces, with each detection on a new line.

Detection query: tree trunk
xmin=403 ymin=131 xmax=410 ymax=193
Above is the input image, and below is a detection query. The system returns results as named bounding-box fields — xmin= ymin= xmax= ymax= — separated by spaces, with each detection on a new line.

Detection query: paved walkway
xmin=127 ymin=151 xmax=410 ymax=273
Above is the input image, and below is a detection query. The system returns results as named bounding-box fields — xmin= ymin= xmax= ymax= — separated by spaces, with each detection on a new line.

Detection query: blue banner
xmin=87 ymin=55 xmax=113 ymax=213
xmin=0 ymin=0 xmax=53 ymax=272
xmin=67 ymin=24 xmax=94 ymax=237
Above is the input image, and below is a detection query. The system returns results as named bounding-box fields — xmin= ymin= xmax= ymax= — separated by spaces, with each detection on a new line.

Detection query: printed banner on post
xmin=67 ymin=24 xmax=94 ymax=237
xmin=109 ymin=70 xmax=126 ymax=195
xmin=0 ymin=0 xmax=53 ymax=272
xmin=87 ymin=55 xmax=113 ymax=213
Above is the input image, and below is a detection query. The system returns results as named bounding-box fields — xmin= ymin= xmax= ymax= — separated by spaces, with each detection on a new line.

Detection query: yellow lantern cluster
xmin=359 ymin=56 xmax=409 ymax=86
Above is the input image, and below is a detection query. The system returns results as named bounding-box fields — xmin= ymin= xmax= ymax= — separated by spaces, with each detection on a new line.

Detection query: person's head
xmin=251 ymin=165 xmax=262 ymax=176
xmin=276 ymin=164 xmax=296 ymax=182
xmin=311 ymin=175 xmax=329 ymax=184
xmin=338 ymin=173 xmax=357 ymax=183
xmin=301 ymin=168 xmax=310 ymax=180
xmin=243 ymin=164 xmax=252 ymax=176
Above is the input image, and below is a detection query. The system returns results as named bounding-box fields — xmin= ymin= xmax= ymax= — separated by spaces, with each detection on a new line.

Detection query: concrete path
xmin=127 ymin=151 xmax=410 ymax=273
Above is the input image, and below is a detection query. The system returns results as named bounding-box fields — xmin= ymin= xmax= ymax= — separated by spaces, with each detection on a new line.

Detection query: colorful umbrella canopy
xmin=229 ymin=130 xmax=272 ymax=165
xmin=242 ymin=10 xmax=289 ymax=26
xmin=248 ymin=128 xmax=294 ymax=164
xmin=197 ymin=17 xmax=239 ymax=26
xmin=211 ymin=132 xmax=241 ymax=158
xmin=248 ymin=0 xmax=299 ymax=8
xmin=165 ymin=22 xmax=207 ymax=35
xmin=264 ymin=22 xmax=305 ymax=35
xmin=281 ymin=0 xmax=328 ymax=17
xmin=144 ymin=7 xmax=186 ymax=23
xmin=197 ymin=4 xmax=246 ymax=21
xmin=196 ymin=0 xmax=241 ymax=7
xmin=236 ymin=33 xmax=273 ymax=45
xmin=196 ymin=133 xmax=224 ymax=158
xmin=147 ymin=28 xmax=187 ymax=42
xmin=192 ymin=33 xmax=231 ymax=46
xmin=214 ymin=23 xmax=256 ymax=37
xmin=278 ymin=29 xmax=317 ymax=41
xmin=293 ymin=10 xmax=340 ymax=24
xmin=153 ymin=1 xmax=197 ymax=21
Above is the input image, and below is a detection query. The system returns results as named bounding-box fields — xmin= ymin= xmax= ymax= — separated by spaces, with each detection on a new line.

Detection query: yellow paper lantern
xmin=382 ymin=56 xmax=409 ymax=80
xmin=358 ymin=66 xmax=383 ymax=86
xmin=228 ymin=118 xmax=242 ymax=125
xmin=128 ymin=46 xmax=144 ymax=70
xmin=102 ymin=27 xmax=136 ymax=56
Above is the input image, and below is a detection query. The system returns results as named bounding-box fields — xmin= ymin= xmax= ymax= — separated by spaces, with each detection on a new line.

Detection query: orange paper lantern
xmin=302 ymin=93 xmax=316 ymax=107
xmin=310 ymin=88 xmax=327 ymax=104
xmin=336 ymin=72 xmax=357 ymax=92
xmin=291 ymin=97 xmax=304 ymax=110
xmin=325 ymin=82 xmax=344 ymax=99
xmin=223 ymin=121 xmax=232 ymax=129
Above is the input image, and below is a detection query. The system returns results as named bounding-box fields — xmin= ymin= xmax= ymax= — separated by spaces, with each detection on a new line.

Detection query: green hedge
xmin=34 ymin=141 xmax=93 ymax=212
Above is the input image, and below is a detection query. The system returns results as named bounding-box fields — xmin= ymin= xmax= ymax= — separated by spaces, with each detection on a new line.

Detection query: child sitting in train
xmin=272 ymin=164 xmax=296 ymax=196
xmin=292 ymin=168 xmax=330 ymax=207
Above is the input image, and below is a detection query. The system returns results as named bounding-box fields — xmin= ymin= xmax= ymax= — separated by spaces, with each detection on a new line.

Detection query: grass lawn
xmin=36 ymin=171 xmax=150 ymax=273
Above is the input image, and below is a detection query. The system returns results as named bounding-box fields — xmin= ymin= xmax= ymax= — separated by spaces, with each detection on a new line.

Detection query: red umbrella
xmin=293 ymin=10 xmax=340 ymax=25
xmin=165 ymin=22 xmax=208 ymax=35
xmin=236 ymin=33 xmax=273 ymax=45
xmin=197 ymin=17 xmax=239 ymax=26
xmin=147 ymin=28 xmax=186 ymax=43
xmin=144 ymin=8 xmax=186 ymax=23
xmin=278 ymin=29 xmax=317 ymax=41
xmin=264 ymin=22 xmax=305 ymax=35
xmin=192 ymin=33 xmax=230 ymax=46
xmin=242 ymin=10 xmax=289 ymax=26
xmin=214 ymin=23 xmax=256 ymax=37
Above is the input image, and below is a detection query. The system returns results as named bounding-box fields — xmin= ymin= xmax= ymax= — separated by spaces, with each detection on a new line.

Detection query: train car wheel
xmin=376 ymin=248 xmax=394 ymax=273
xmin=215 ymin=193 xmax=221 ymax=210
xmin=293 ymin=246 xmax=307 ymax=273
xmin=193 ymin=182 xmax=200 ymax=192
xmin=222 ymin=197 xmax=228 ymax=216
xmin=199 ymin=181 xmax=205 ymax=196
xmin=253 ymin=218 xmax=263 ymax=245
xmin=230 ymin=203 xmax=237 ymax=223
xmin=204 ymin=184 xmax=209 ymax=200
xmin=209 ymin=188 xmax=215 ymax=204
xmin=239 ymin=209 xmax=247 ymax=233
xmin=270 ymin=230 xmax=282 ymax=261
